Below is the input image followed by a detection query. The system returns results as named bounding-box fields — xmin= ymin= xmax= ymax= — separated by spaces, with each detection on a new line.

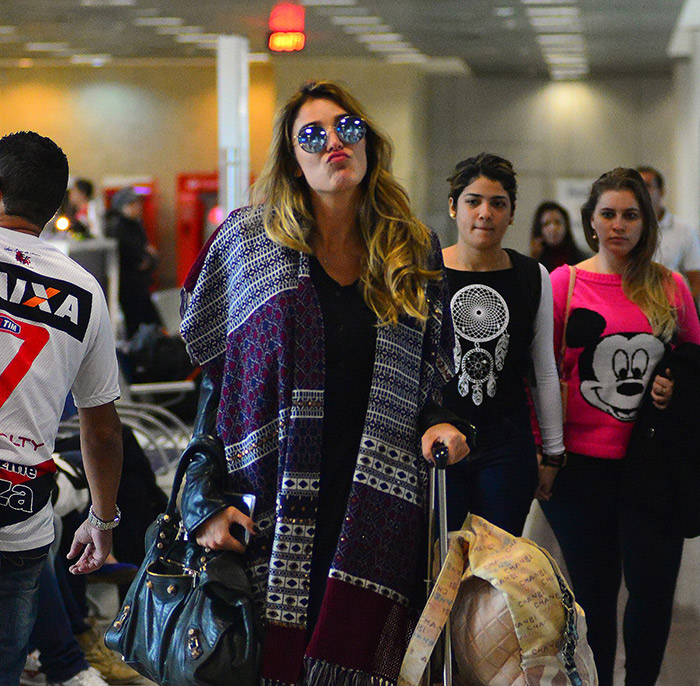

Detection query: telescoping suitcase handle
xmin=428 ymin=441 xmax=453 ymax=686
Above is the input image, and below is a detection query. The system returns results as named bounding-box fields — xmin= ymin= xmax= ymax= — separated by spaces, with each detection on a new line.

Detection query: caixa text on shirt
xmin=0 ymin=262 xmax=92 ymax=341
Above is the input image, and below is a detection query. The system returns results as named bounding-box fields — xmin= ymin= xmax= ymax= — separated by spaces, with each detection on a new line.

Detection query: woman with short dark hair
xmin=441 ymin=152 xmax=565 ymax=536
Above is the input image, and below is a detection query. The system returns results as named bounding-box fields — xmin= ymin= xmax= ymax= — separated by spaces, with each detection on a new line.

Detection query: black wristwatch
xmin=540 ymin=451 xmax=567 ymax=468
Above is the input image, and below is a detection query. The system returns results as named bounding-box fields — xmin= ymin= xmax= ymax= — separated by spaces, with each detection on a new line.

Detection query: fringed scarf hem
xmin=261 ymin=657 xmax=397 ymax=686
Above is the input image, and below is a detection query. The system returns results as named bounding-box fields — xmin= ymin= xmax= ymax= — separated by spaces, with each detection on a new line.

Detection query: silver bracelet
xmin=87 ymin=504 xmax=121 ymax=530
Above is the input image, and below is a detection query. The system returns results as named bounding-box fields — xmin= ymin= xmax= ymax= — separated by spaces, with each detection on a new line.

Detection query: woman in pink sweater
xmin=541 ymin=168 xmax=700 ymax=686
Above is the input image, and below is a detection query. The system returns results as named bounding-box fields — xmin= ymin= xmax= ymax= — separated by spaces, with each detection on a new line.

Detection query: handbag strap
xmin=162 ymin=434 xmax=222 ymax=521
xmin=559 ymin=266 xmax=576 ymax=372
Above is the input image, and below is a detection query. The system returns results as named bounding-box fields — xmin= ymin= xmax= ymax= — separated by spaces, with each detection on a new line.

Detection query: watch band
xmin=87 ymin=504 xmax=121 ymax=530
xmin=540 ymin=451 xmax=567 ymax=468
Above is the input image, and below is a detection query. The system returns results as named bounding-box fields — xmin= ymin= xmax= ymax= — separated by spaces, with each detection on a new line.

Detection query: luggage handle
xmin=427 ymin=440 xmax=453 ymax=686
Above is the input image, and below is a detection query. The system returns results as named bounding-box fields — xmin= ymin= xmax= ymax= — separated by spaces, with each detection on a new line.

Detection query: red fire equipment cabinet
xmin=175 ymin=172 xmax=222 ymax=286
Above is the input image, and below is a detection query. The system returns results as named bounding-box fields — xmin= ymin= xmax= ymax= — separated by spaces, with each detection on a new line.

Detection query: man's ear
xmin=448 ymin=197 xmax=456 ymax=218
xmin=509 ymin=201 xmax=516 ymax=225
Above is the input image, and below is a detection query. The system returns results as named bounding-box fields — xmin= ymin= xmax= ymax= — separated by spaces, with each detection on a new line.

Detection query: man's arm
xmin=67 ymin=402 xmax=123 ymax=574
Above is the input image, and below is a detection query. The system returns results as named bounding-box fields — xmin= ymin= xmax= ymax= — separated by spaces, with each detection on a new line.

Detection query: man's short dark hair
xmin=0 ymin=131 xmax=69 ymax=227
xmin=636 ymin=165 xmax=664 ymax=193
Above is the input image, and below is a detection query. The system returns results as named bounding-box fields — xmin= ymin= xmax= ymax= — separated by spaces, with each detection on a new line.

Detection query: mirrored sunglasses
xmin=296 ymin=115 xmax=367 ymax=154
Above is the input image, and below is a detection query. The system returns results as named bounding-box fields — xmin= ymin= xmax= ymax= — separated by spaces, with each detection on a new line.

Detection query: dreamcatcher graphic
xmin=451 ymin=284 xmax=510 ymax=405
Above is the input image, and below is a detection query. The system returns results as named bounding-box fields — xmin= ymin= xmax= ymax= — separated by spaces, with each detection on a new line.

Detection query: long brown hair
xmin=250 ymin=80 xmax=439 ymax=326
xmin=581 ymin=167 xmax=677 ymax=340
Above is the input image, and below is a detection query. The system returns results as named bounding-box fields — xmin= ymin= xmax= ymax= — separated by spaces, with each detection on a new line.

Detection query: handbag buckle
xmin=187 ymin=628 xmax=203 ymax=659
xmin=113 ymin=604 xmax=130 ymax=630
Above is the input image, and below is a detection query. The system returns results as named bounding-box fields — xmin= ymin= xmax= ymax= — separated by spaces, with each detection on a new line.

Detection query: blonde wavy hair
xmin=250 ymin=80 xmax=439 ymax=326
xmin=581 ymin=168 xmax=678 ymax=341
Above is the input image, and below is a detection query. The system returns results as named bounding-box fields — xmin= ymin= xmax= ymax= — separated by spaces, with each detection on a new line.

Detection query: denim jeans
xmin=0 ymin=545 xmax=49 ymax=686
xmin=28 ymin=557 xmax=90 ymax=682
xmin=444 ymin=406 xmax=538 ymax=536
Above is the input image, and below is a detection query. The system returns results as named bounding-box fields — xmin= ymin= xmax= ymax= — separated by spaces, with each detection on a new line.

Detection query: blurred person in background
xmin=106 ymin=186 xmax=161 ymax=339
xmin=67 ymin=179 xmax=102 ymax=239
xmin=637 ymin=165 xmax=700 ymax=302
xmin=530 ymin=200 xmax=586 ymax=272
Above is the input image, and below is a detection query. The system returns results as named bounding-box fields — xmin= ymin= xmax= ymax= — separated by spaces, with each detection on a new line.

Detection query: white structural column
xmin=670 ymin=0 xmax=700 ymax=226
xmin=217 ymin=35 xmax=250 ymax=215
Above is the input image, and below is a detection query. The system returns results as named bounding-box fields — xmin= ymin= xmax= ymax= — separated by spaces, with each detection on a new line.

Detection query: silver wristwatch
xmin=87 ymin=504 xmax=121 ymax=530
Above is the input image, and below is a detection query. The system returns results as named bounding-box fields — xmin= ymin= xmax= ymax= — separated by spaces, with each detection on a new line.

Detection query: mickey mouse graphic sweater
xmin=551 ymin=264 xmax=700 ymax=459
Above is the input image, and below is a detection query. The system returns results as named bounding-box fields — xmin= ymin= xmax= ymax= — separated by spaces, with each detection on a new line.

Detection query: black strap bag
xmin=104 ymin=435 xmax=260 ymax=685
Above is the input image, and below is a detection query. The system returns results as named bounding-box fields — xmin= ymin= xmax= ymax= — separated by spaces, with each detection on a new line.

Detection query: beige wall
xmin=425 ymin=75 xmax=678 ymax=253
xmin=0 ymin=64 xmax=678 ymax=283
xmin=0 ymin=61 xmax=276 ymax=286
xmin=272 ymin=57 xmax=429 ymax=214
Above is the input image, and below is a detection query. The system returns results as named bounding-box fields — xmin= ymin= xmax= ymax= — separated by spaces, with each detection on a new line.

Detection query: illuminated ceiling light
xmin=269 ymin=3 xmax=305 ymax=31
xmin=25 ymin=42 xmax=70 ymax=51
xmin=175 ymin=34 xmax=219 ymax=43
xmin=494 ymin=7 xmax=515 ymax=16
xmin=269 ymin=3 xmax=306 ymax=53
xmin=363 ymin=41 xmax=413 ymax=52
xmin=18 ymin=58 xmax=33 ymax=68
xmin=133 ymin=17 xmax=184 ymax=26
xmin=356 ymin=33 xmax=404 ymax=42
xmin=530 ymin=16 xmax=581 ymax=29
xmin=536 ymin=33 xmax=584 ymax=44
xmin=544 ymin=52 xmax=587 ymax=62
xmin=248 ymin=53 xmax=271 ymax=62
xmin=386 ymin=53 xmax=429 ymax=64
xmin=81 ymin=0 xmax=136 ymax=4
xmin=342 ymin=24 xmax=392 ymax=33
xmin=55 ymin=216 xmax=70 ymax=232
xmin=301 ymin=0 xmax=356 ymax=5
xmin=551 ymin=67 xmax=588 ymax=81
xmin=70 ymin=53 xmax=112 ymax=66
xmin=0 ymin=26 xmax=16 ymax=34
xmin=526 ymin=6 xmax=578 ymax=16
xmin=156 ymin=25 xmax=203 ymax=35
xmin=331 ymin=15 xmax=383 ymax=25
xmin=521 ymin=0 xmax=577 ymax=3
xmin=269 ymin=31 xmax=306 ymax=51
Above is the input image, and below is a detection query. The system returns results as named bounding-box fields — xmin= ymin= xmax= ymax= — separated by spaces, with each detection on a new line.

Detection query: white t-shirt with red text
xmin=0 ymin=227 xmax=120 ymax=551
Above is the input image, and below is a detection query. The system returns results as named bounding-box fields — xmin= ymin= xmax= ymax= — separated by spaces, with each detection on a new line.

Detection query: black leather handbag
xmin=104 ymin=436 xmax=260 ymax=686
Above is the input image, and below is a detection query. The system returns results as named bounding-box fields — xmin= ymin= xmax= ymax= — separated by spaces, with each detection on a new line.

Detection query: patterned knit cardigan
xmin=180 ymin=205 xmax=455 ymax=686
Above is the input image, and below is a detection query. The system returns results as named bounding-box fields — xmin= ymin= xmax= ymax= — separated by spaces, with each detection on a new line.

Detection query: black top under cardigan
xmin=621 ymin=342 xmax=700 ymax=538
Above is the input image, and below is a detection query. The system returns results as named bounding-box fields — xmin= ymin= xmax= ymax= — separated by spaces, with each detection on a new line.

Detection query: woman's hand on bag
xmin=421 ymin=423 xmax=470 ymax=466
xmin=194 ymin=506 xmax=255 ymax=553
xmin=651 ymin=368 xmax=674 ymax=410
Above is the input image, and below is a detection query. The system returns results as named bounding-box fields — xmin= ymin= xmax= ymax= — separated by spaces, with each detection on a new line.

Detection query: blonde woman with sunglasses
xmin=179 ymin=80 xmax=471 ymax=686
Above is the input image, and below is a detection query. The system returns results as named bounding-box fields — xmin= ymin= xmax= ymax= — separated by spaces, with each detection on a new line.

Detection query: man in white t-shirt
xmin=0 ymin=131 xmax=123 ymax=685
xmin=637 ymin=165 xmax=700 ymax=301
